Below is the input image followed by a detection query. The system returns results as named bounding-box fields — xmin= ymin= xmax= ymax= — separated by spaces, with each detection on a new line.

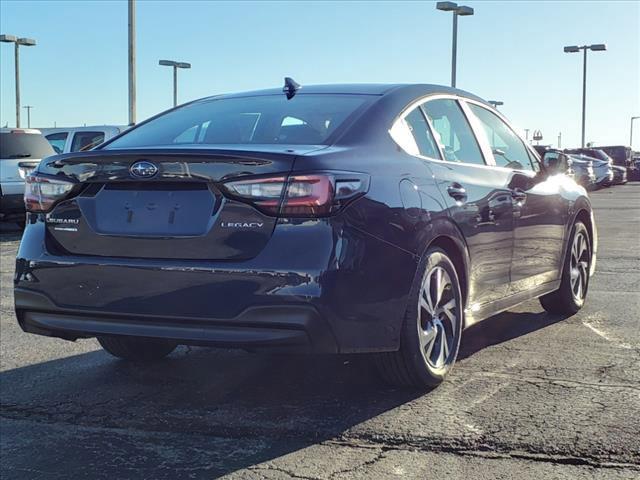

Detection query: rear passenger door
xmin=419 ymin=98 xmax=515 ymax=308
xmin=465 ymin=102 xmax=568 ymax=293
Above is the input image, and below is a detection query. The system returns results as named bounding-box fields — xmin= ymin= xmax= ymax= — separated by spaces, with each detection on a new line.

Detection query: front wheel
xmin=375 ymin=248 xmax=463 ymax=389
xmin=98 ymin=336 xmax=177 ymax=361
xmin=540 ymin=221 xmax=591 ymax=315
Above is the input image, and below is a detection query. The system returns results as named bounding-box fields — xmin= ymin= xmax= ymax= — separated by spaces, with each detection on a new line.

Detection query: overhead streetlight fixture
xmin=17 ymin=37 xmax=36 ymax=46
xmin=159 ymin=59 xmax=192 ymax=107
xmin=488 ymin=100 xmax=504 ymax=108
xmin=436 ymin=2 xmax=474 ymax=88
xmin=564 ymin=43 xmax=608 ymax=147
xmin=0 ymin=33 xmax=37 ymax=128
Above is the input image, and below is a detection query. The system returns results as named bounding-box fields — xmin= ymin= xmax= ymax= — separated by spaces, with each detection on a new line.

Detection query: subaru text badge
xmin=130 ymin=161 xmax=158 ymax=178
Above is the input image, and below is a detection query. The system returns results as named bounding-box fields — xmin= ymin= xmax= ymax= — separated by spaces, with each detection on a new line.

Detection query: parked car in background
xmin=596 ymin=145 xmax=634 ymax=178
xmin=631 ymin=153 xmax=640 ymax=180
xmin=536 ymin=146 xmax=595 ymax=188
xmin=565 ymin=147 xmax=626 ymax=184
xmin=569 ymin=154 xmax=612 ymax=189
xmin=0 ymin=128 xmax=54 ymax=226
xmin=39 ymin=125 xmax=125 ymax=154
xmin=15 ymin=83 xmax=597 ymax=389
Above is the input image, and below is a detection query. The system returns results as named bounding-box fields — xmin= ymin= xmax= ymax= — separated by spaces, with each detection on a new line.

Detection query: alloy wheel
xmin=418 ymin=266 xmax=459 ymax=369
xmin=570 ymin=231 xmax=589 ymax=301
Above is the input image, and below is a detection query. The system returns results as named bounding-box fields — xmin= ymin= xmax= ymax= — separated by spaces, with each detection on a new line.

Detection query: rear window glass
xmin=0 ymin=132 xmax=55 ymax=160
xmin=105 ymin=94 xmax=369 ymax=148
xmin=71 ymin=131 xmax=105 ymax=152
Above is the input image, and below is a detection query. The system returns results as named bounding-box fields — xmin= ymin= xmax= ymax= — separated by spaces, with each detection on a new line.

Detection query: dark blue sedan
xmin=15 ymin=82 xmax=597 ymax=388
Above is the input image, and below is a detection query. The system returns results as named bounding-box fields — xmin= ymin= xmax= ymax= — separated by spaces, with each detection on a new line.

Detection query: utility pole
xmin=563 ymin=44 xmax=607 ymax=147
xmin=23 ymin=105 xmax=33 ymax=128
xmin=557 ymin=131 xmax=562 ymax=149
xmin=631 ymin=116 xmax=640 ymax=148
xmin=436 ymin=2 xmax=474 ymax=88
xmin=0 ymin=35 xmax=37 ymax=128
xmin=128 ymin=0 xmax=136 ymax=125
xmin=159 ymin=60 xmax=191 ymax=107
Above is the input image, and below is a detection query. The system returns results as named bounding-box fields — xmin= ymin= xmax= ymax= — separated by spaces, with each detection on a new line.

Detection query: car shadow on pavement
xmin=458 ymin=309 xmax=567 ymax=360
xmin=1 ymin=305 xmax=567 ymax=479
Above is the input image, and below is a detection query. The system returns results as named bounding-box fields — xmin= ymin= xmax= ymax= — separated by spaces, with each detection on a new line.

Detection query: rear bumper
xmin=15 ymin=216 xmax=418 ymax=353
xmin=16 ymin=288 xmax=337 ymax=352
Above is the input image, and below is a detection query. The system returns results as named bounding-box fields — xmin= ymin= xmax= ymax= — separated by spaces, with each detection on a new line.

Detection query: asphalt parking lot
xmin=1 ymin=183 xmax=639 ymax=479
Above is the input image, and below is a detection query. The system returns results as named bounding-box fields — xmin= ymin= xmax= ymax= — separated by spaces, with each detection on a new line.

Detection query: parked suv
xmin=0 ymin=128 xmax=54 ymax=226
xmin=39 ymin=125 xmax=125 ymax=154
xmin=15 ymin=83 xmax=597 ymax=388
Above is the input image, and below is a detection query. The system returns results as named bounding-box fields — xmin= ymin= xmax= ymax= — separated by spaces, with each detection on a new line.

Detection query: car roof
xmin=38 ymin=125 xmax=125 ymax=133
xmin=0 ymin=128 xmax=42 ymax=134
xmin=195 ymin=83 xmax=487 ymax=104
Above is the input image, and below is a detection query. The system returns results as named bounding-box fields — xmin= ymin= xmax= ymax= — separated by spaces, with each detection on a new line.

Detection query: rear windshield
xmin=0 ymin=132 xmax=55 ymax=160
xmin=105 ymin=94 xmax=369 ymax=149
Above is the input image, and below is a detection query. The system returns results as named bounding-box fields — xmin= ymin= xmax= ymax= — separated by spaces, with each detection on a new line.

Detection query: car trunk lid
xmin=40 ymin=147 xmax=315 ymax=260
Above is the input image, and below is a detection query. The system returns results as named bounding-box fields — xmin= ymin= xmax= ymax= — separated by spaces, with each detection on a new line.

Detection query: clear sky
xmin=1 ymin=0 xmax=638 ymax=149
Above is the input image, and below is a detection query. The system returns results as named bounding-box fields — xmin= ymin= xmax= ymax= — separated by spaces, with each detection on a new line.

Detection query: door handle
xmin=511 ymin=188 xmax=527 ymax=204
xmin=447 ymin=183 xmax=467 ymax=203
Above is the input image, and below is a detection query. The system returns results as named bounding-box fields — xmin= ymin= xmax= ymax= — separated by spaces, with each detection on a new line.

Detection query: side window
xmin=45 ymin=132 xmax=68 ymax=154
xmin=468 ymin=104 xmax=537 ymax=171
xmin=421 ymin=99 xmax=485 ymax=165
xmin=404 ymin=108 xmax=441 ymax=159
xmin=71 ymin=131 xmax=105 ymax=152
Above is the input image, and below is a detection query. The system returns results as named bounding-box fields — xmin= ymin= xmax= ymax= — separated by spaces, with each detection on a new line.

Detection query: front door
xmin=464 ymin=102 xmax=568 ymax=293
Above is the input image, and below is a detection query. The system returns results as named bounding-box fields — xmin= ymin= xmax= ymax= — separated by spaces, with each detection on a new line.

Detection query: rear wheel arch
xmin=427 ymin=236 xmax=468 ymax=310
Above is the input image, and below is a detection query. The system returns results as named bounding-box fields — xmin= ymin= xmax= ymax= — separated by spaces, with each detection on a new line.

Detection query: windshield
xmin=0 ymin=132 xmax=55 ymax=160
xmin=105 ymin=94 xmax=370 ymax=149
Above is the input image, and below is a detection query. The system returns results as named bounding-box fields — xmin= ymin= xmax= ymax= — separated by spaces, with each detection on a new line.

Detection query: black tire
xmin=539 ymin=221 xmax=591 ymax=315
xmin=97 ymin=336 xmax=177 ymax=361
xmin=375 ymin=248 xmax=464 ymax=389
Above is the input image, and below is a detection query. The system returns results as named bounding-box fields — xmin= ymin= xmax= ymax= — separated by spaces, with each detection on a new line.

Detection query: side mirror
xmin=542 ymin=151 xmax=567 ymax=174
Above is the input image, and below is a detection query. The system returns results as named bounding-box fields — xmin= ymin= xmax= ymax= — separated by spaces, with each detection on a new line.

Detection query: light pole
xmin=23 ymin=105 xmax=33 ymax=128
xmin=436 ymin=2 xmax=474 ymax=88
xmin=159 ymin=60 xmax=191 ymax=107
xmin=128 ymin=0 xmax=136 ymax=125
xmin=488 ymin=100 xmax=503 ymax=109
xmin=631 ymin=116 xmax=640 ymax=148
xmin=563 ymin=43 xmax=607 ymax=148
xmin=0 ymin=34 xmax=36 ymax=128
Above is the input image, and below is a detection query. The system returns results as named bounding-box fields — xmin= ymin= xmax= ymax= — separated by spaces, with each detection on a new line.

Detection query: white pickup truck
xmin=39 ymin=125 xmax=126 ymax=154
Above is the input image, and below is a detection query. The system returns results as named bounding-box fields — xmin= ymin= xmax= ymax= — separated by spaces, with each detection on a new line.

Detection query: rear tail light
xmin=24 ymin=175 xmax=76 ymax=213
xmin=223 ymin=173 xmax=368 ymax=217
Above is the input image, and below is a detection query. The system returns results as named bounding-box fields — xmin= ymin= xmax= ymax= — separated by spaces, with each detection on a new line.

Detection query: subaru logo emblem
xmin=130 ymin=161 xmax=158 ymax=178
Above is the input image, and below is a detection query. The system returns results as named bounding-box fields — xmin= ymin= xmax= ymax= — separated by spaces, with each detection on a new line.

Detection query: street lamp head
xmin=159 ymin=60 xmax=177 ymax=67
xmin=563 ymin=46 xmax=580 ymax=53
xmin=457 ymin=6 xmax=474 ymax=16
xmin=488 ymin=100 xmax=504 ymax=107
xmin=436 ymin=1 xmax=458 ymax=11
xmin=176 ymin=62 xmax=191 ymax=69
xmin=589 ymin=44 xmax=607 ymax=51
xmin=17 ymin=38 xmax=36 ymax=46
xmin=0 ymin=34 xmax=18 ymax=43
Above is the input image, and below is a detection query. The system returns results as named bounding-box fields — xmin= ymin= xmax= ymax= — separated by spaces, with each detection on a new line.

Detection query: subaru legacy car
xmin=0 ymin=128 xmax=55 ymax=227
xmin=15 ymin=82 xmax=597 ymax=388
